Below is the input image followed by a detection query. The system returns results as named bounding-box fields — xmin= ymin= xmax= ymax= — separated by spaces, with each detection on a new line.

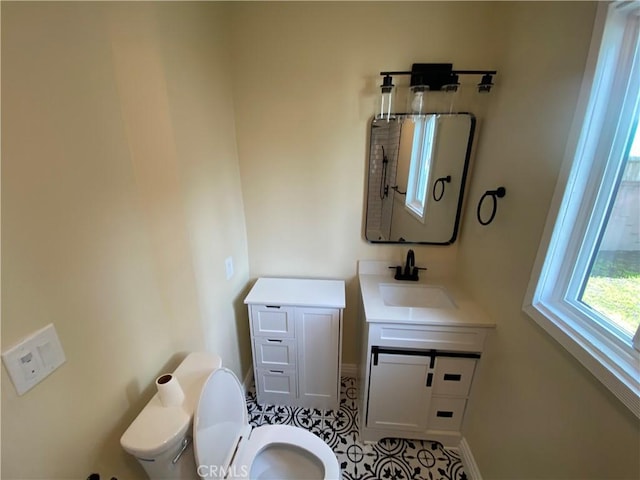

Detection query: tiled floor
xmin=245 ymin=376 xmax=467 ymax=480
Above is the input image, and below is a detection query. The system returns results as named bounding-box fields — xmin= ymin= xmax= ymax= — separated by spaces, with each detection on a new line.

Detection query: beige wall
xmin=457 ymin=3 xmax=640 ymax=479
xmin=229 ymin=1 xmax=501 ymax=365
xmin=2 ymin=1 xmax=639 ymax=479
xmin=2 ymin=2 xmax=250 ymax=478
xmin=230 ymin=2 xmax=638 ymax=479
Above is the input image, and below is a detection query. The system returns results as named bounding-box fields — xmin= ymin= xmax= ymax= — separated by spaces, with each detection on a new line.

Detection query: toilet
xmin=121 ymin=353 xmax=340 ymax=480
xmin=194 ymin=367 xmax=340 ymax=480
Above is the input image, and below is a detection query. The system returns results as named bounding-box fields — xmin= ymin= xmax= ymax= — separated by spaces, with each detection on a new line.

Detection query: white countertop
xmin=358 ymin=261 xmax=495 ymax=328
xmin=244 ymin=277 xmax=346 ymax=308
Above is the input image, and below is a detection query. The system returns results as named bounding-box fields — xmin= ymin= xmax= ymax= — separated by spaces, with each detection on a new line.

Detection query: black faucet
xmin=389 ymin=249 xmax=426 ymax=281
xmin=404 ymin=249 xmax=415 ymax=278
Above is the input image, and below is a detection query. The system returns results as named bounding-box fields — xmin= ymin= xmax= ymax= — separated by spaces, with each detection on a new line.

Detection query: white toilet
xmin=121 ymin=353 xmax=340 ymax=479
xmin=194 ymin=367 xmax=340 ymax=480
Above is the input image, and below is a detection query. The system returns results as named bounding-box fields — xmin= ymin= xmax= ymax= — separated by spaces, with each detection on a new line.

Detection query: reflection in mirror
xmin=365 ymin=113 xmax=475 ymax=244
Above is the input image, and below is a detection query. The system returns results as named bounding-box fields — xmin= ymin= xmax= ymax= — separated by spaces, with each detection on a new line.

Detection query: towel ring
xmin=477 ymin=187 xmax=506 ymax=226
xmin=432 ymin=175 xmax=451 ymax=202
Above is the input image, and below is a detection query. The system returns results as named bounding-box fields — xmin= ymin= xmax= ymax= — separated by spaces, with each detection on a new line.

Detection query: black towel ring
xmin=477 ymin=187 xmax=506 ymax=226
xmin=432 ymin=175 xmax=451 ymax=202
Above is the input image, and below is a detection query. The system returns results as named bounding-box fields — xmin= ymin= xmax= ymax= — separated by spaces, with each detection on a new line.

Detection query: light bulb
xmin=409 ymin=86 xmax=428 ymax=116
xmin=411 ymin=91 xmax=424 ymax=114
xmin=379 ymin=75 xmax=395 ymax=121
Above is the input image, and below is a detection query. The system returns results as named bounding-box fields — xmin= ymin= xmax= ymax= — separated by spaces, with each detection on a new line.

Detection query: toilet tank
xmin=120 ymin=352 xmax=222 ymax=479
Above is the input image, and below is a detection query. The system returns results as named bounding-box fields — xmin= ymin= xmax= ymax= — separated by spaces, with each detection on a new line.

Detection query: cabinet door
xmin=366 ymin=353 xmax=432 ymax=431
xmin=296 ymin=307 xmax=340 ymax=410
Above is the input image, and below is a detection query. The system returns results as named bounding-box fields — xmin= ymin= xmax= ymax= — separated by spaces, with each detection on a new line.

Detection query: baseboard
xmin=341 ymin=363 xmax=358 ymax=378
xmin=241 ymin=366 xmax=254 ymax=395
xmin=458 ymin=437 xmax=482 ymax=480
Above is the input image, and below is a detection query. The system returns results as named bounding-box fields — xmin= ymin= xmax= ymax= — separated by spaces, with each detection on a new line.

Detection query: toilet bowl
xmin=194 ymin=367 xmax=340 ymax=480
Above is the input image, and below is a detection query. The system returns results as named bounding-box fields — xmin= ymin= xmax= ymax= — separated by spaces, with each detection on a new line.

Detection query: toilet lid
xmin=194 ymin=368 xmax=249 ymax=474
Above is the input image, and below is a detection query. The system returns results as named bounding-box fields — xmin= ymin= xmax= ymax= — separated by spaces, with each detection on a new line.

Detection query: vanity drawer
xmin=369 ymin=323 xmax=487 ymax=352
xmin=253 ymin=337 xmax=297 ymax=369
xmin=255 ymin=368 xmax=297 ymax=405
xmin=427 ymin=397 xmax=467 ymax=432
xmin=433 ymin=357 xmax=476 ymax=397
xmin=250 ymin=305 xmax=295 ymax=338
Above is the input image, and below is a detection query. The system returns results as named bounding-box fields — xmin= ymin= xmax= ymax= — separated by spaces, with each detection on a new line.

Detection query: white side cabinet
xmin=245 ymin=278 xmax=345 ymax=410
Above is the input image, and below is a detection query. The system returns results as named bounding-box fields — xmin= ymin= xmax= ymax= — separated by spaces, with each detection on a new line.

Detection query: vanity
xmin=358 ymin=260 xmax=494 ymax=447
xmin=244 ymin=277 xmax=345 ymax=410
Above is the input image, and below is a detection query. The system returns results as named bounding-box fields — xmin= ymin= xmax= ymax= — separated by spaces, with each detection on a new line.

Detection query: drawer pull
xmin=436 ymin=410 xmax=454 ymax=418
xmin=265 ymin=305 xmax=281 ymax=309
xmin=443 ymin=374 xmax=462 ymax=382
xmin=269 ymin=370 xmax=284 ymax=374
xmin=426 ymin=373 xmax=433 ymax=387
xmin=267 ymin=339 xmax=283 ymax=343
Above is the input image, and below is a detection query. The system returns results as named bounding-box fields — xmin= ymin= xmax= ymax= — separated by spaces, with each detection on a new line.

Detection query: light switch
xmin=37 ymin=341 xmax=56 ymax=369
xmin=225 ymin=256 xmax=234 ymax=280
xmin=2 ymin=323 xmax=66 ymax=395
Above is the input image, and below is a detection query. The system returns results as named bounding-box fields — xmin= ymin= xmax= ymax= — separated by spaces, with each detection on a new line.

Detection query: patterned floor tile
xmin=245 ymin=377 xmax=466 ymax=480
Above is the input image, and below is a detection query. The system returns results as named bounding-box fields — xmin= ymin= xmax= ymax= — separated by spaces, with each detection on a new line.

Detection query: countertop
xmin=244 ymin=277 xmax=346 ymax=309
xmin=359 ymin=261 xmax=495 ymax=328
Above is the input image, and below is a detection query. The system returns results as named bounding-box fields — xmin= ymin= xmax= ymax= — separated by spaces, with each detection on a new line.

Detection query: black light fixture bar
xmin=451 ymin=70 xmax=498 ymax=75
xmin=379 ymin=70 xmax=497 ymax=75
xmin=379 ymin=63 xmax=497 ymax=93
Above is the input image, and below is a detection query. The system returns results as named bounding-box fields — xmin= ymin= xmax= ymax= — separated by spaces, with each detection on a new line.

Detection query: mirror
xmin=364 ymin=113 xmax=475 ymax=244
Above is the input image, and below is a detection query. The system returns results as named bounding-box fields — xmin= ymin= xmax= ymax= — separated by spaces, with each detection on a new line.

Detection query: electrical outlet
xmin=19 ymin=351 xmax=40 ymax=381
xmin=225 ymin=256 xmax=234 ymax=280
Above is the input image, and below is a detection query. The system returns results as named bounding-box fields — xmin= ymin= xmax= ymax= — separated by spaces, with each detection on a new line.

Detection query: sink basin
xmin=379 ymin=283 xmax=456 ymax=309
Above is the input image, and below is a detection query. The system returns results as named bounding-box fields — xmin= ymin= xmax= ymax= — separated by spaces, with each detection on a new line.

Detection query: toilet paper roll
xmin=156 ymin=373 xmax=185 ymax=407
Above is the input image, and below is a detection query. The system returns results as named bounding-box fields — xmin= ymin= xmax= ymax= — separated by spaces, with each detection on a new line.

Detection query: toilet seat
xmin=236 ymin=424 xmax=340 ymax=479
xmin=194 ymin=368 xmax=340 ymax=480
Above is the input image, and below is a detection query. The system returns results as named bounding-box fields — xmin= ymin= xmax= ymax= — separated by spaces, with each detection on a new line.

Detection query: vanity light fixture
xmin=377 ymin=63 xmax=496 ymax=118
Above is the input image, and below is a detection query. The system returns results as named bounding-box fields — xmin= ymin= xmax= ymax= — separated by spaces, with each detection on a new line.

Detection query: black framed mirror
xmin=364 ymin=113 xmax=475 ymax=244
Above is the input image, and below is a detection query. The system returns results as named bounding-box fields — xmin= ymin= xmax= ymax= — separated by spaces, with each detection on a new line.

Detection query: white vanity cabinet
xmin=357 ymin=261 xmax=495 ymax=447
xmin=360 ymin=321 xmax=487 ymax=447
xmin=364 ymin=342 xmax=480 ymax=441
xmin=245 ymin=278 xmax=345 ymax=410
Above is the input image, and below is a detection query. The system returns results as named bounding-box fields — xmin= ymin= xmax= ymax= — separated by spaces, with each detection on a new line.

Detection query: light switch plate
xmin=2 ymin=323 xmax=66 ymax=395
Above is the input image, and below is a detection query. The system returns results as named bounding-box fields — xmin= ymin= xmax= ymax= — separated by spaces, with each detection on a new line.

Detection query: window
xmin=524 ymin=2 xmax=640 ymax=418
xmin=405 ymin=115 xmax=437 ymax=222
xmin=579 ymin=130 xmax=640 ymax=345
